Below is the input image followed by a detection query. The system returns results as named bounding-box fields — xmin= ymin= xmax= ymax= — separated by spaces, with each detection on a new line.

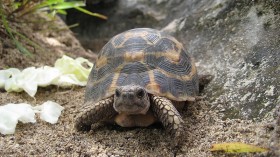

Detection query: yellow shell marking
xmin=146 ymin=70 xmax=161 ymax=94
xmin=124 ymin=51 xmax=145 ymax=62
xmin=109 ymin=72 xmax=120 ymax=93
xmin=124 ymin=31 xmax=149 ymax=39
xmin=96 ymin=56 xmax=107 ymax=68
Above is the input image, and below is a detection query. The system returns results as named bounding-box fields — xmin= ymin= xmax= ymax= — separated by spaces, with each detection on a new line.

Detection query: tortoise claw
xmin=151 ymin=95 xmax=184 ymax=145
xmin=75 ymin=96 xmax=116 ymax=131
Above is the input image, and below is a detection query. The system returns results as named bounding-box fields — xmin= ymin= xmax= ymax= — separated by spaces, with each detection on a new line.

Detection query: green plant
xmin=0 ymin=0 xmax=107 ymax=56
xmin=10 ymin=0 xmax=107 ymax=19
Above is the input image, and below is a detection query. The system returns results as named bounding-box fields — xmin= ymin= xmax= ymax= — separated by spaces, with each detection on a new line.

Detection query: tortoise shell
xmin=85 ymin=28 xmax=199 ymax=103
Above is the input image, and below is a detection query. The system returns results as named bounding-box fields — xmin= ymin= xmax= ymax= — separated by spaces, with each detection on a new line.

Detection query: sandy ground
xmin=0 ymin=87 xmax=276 ymax=156
xmin=0 ymin=14 xmax=278 ymax=156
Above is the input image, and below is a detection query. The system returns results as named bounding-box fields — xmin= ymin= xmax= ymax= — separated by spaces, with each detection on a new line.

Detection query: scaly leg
xmin=75 ymin=96 xmax=116 ymax=131
xmin=151 ymin=95 xmax=184 ymax=145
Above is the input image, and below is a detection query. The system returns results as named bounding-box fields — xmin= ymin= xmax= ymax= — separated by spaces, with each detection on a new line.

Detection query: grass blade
xmin=74 ymin=6 xmax=107 ymax=20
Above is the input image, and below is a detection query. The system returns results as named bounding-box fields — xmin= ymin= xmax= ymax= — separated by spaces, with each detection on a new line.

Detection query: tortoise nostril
xmin=115 ymin=89 xmax=121 ymax=97
xmin=137 ymin=89 xmax=145 ymax=98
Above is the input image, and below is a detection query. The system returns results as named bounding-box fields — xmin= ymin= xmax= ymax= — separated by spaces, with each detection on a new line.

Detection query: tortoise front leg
xmin=150 ymin=95 xmax=184 ymax=145
xmin=75 ymin=96 xmax=116 ymax=131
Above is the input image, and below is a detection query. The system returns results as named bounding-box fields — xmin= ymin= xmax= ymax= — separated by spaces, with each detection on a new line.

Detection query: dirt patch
xmin=0 ymin=88 xmax=275 ymax=156
xmin=0 ymin=13 xmax=96 ymax=69
xmin=0 ymin=12 xmax=278 ymax=156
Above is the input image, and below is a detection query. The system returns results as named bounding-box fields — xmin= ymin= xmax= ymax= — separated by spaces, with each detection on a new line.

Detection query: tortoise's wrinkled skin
xmin=75 ymin=28 xmax=199 ymax=145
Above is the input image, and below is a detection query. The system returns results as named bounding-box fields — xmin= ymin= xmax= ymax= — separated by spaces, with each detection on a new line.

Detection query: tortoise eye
xmin=115 ymin=89 xmax=121 ymax=97
xmin=136 ymin=89 xmax=145 ymax=98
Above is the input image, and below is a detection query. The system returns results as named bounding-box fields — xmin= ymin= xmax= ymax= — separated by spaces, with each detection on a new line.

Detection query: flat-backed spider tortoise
xmin=75 ymin=28 xmax=204 ymax=144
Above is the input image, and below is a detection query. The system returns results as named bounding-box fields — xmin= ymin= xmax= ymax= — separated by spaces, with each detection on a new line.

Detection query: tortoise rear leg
xmin=198 ymin=74 xmax=213 ymax=93
xmin=75 ymin=96 xmax=117 ymax=131
xmin=150 ymin=95 xmax=184 ymax=146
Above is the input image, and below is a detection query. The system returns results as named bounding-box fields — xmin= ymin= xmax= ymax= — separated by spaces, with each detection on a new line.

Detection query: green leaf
xmin=56 ymin=9 xmax=67 ymax=15
xmin=51 ymin=2 xmax=85 ymax=10
xmin=74 ymin=6 xmax=107 ymax=20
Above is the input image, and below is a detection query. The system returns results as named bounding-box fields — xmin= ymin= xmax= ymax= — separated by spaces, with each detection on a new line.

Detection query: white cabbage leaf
xmin=0 ymin=101 xmax=64 ymax=135
xmin=0 ymin=55 xmax=93 ymax=97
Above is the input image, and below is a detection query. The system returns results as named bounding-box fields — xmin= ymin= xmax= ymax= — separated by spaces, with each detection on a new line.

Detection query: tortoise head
xmin=113 ymin=85 xmax=150 ymax=115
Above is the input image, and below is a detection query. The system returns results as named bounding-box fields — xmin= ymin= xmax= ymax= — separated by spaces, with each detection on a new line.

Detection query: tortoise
xmin=75 ymin=28 xmax=199 ymax=144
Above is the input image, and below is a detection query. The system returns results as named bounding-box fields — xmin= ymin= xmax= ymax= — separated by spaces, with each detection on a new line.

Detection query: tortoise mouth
xmin=114 ymin=103 xmax=150 ymax=115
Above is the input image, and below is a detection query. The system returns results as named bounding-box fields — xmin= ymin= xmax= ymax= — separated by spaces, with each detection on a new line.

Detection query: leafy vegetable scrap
xmin=0 ymin=101 xmax=64 ymax=135
xmin=0 ymin=55 xmax=93 ymax=97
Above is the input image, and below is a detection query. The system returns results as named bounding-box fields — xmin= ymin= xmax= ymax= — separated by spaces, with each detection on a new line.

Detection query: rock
xmin=267 ymin=105 xmax=280 ymax=156
xmin=66 ymin=0 xmax=161 ymax=52
xmin=171 ymin=1 xmax=280 ymax=120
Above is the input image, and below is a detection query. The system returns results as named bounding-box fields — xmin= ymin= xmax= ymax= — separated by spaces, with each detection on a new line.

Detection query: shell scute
xmin=120 ymin=62 xmax=148 ymax=74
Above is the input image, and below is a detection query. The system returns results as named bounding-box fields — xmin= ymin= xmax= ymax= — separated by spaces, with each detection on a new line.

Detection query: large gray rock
xmin=165 ymin=0 xmax=280 ymax=120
